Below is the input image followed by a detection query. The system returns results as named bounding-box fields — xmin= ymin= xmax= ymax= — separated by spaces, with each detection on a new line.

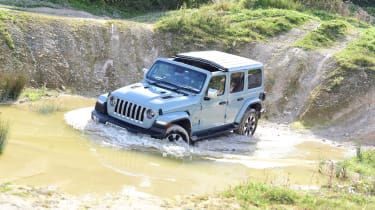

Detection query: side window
xmin=248 ymin=69 xmax=262 ymax=89
xmin=230 ymin=72 xmax=244 ymax=93
xmin=208 ymin=75 xmax=226 ymax=96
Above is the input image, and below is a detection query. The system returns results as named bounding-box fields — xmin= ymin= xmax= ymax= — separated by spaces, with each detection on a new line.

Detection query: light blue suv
xmin=92 ymin=51 xmax=266 ymax=144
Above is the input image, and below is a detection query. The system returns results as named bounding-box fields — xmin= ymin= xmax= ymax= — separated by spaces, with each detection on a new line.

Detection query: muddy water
xmin=0 ymin=96 xmax=351 ymax=198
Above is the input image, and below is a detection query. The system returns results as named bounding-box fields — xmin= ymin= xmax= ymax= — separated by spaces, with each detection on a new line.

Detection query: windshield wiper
xmin=178 ymin=86 xmax=200 ymax=94
xmin=149 ymin=79 xmax=178 ymax=91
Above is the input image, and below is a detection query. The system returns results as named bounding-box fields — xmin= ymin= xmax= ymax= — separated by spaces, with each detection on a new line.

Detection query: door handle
xmin=237 ymin=97 xmax=244 ymax=101
xmin=219 ymin=101 xmax=227 ymax=105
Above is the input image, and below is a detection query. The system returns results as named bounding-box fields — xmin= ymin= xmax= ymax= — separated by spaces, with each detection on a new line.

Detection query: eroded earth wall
xmin=0 ymin=14 xmax=374 ymax=142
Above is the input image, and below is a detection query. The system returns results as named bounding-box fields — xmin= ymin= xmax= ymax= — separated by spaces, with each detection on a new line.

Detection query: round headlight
xmin=146 ymin=109 xmax=155 ymax=119
xmin=109 ymin=96 xmax=117 ymax=106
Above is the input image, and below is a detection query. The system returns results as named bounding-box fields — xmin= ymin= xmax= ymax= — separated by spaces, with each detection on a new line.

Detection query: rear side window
xmin=248 ymin=69 xmax=262 ymax=89
xmin=230 ymin=72 xmax=244 ymax=93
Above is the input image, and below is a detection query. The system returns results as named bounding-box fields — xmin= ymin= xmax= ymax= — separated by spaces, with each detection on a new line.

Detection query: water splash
xmin=64 ymin=107 xmax=258 ymax=159
xmin=64 ymin=107 xmax=325 ymax=168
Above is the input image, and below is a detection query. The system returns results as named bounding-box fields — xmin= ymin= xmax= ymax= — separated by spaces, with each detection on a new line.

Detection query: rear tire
xmin=235 ymin=109 xmax=258 ymax=136
xmin=164 ymin=125 xmax=190 ymax=144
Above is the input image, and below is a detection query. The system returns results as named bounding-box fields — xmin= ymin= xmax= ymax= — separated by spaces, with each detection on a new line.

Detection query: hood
xmin=111 ymin=82 xmax=199 ymax=111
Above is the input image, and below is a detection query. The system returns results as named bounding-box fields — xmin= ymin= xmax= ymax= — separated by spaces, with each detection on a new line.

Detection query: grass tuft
xmin=339 ymin=149 xmax=375 ymax=178
xmin=157 ymin=6 xmax=310 ymax=47
xmin=240 ymin=0 xmax=302 ymax=10
xmin=36 ymin=103 xmax=62 ymax=114
xmin=336 ymin=27 xmax=375 ymax=72
xmin=294 ymin=20 xmax=349 ymax=49
xmin=0 ymin=118 xmax=9 ymax=154
xmin=223 ymin=181 xmax=298 ymax=207
xmin=20 ymin=87 xmax=48 ymax=101
xmin=0 ymin=9 xmax=16 ymax=50
xmin=0 ymin=73 xmax=27 ymax=102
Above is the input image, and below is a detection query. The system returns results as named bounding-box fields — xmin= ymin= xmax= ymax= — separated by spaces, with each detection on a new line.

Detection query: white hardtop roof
xmin=176 ymin=50 xmax=263 ymax=71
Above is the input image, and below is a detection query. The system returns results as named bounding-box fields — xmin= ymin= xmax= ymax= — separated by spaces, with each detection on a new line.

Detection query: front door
xmin=199 ymin=75 xmax=227 ymax=131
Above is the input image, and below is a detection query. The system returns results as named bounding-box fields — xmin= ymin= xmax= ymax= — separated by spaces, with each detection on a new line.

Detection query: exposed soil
xmin=0 ymin=4 xmax=374 ymax=209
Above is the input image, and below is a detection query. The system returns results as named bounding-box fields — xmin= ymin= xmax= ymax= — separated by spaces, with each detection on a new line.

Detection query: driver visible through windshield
xmin=146 ymin=60 xmax=207 ymax=94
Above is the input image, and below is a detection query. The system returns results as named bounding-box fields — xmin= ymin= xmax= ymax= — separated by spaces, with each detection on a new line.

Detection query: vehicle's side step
xmin=191 ymin=124 xmax=238 ymax=141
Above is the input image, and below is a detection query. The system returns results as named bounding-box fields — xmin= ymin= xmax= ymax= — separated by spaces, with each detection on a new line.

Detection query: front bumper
xmin=91 ymin=109 xmax=168 ymax=139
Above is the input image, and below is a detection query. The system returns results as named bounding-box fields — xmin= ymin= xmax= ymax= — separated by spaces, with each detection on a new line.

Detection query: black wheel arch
xmin=170 ymin=118 xmax=192 ymax=137
xmin=245 ymin=102 xmax=262 ymax=119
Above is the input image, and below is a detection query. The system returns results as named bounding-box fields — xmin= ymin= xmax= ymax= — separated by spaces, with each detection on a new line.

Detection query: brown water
xmin=0 ymin=96 xmax=350 ymax=198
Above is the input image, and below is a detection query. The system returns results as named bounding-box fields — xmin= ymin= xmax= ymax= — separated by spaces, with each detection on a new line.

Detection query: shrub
xmin=0 ymin=118 xmax=9 ymax=154
xmin=299 ymin=0 xmax=350 ymax=16
xmin=36 ymin=103 xmax=63 ymax=114
xmin=0 ymin=73 xmax=27 ymax=102
xmin=240 ymin=0 xmax=302 ymax=10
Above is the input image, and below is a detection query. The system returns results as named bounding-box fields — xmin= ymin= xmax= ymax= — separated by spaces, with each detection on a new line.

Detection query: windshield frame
xmin=146 ymin=59 xmax=208 ymax=94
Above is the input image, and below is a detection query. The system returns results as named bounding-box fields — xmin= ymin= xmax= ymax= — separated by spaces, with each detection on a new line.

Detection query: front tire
xmin=235 ymin=109 xmax=258 ymax=136
xmin=164 ymin=125 xmax=190 ymax=144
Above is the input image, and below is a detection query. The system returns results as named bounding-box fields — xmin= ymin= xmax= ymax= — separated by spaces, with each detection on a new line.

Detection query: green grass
xmin=0 ymin=0 xmax=59 ymax=8
xmin=0 ymin=0 xmax=131 ymax=18
xmin=0 ymin=118 xmax=9 ymax=154
xmin=366 ymin=7 xmax=375 ymax=17
xmin=241 ymin=0 xmax=302 ymax=10
xmin=339 ymin=149 xmax=375 ymax=178
xmin=0 ymin=0 xmax=211 ymax=19
xmin=0 ymin=9 xmax=16 ymax=49
xmin=223 ymin=181 xmax=298 ymax=207
xmin=223 ymin=149 xmax=375 ymax=208
xmin=336 ymin=27 xmax=375 ymax=72
xmin=20 ymin=87 xmax=48 ymax=101
xmin=0 ymin=182 xmax=12 ymax=192
xmin=0 ymin=73 xmax=27 ymax=102
xmin=294 ymin=20 xmax=349 ymax=49
xmin=157 ymin=5 xmax=310 ymax=48
xmin=223 ymin=180 xmax=375 ymax=209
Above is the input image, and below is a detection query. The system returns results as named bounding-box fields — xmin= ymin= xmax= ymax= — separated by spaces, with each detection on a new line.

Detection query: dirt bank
xmin=0 ymin=6 xmax=373 ymax=142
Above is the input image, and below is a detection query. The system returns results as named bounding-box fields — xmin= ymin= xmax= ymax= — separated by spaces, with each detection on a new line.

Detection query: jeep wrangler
xmin=92 ymin=51 xmax=266 ymax=144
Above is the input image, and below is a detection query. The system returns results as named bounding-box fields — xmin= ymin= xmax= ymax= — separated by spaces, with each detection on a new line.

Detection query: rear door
xmin=226 ymin=71 xmax=246 ymax=123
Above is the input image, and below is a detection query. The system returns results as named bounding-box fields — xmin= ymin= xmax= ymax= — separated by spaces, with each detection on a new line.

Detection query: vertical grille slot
xmin=113 ymin=99 xmax=147 ymax=123
xmin=127 ymin=103 xmax=133 ymax=117
xmin=135 ymin=106 xmax=142 ymax=121
xmin=118 ymin=100 xmax=124 ymax=115
xmin=114 ymin=98 xmax=120 ymax=113
xmin=122 ymin=101 xmax=128 ymax=115
xmin=131 ymin=104 xmax=137 ymax=119
xmin=140 ymin=108 xmax=146 ymax=121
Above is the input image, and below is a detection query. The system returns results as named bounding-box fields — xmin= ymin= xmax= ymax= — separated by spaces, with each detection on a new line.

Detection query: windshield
xmin=146 ymin=60 xmax=207 ymax=93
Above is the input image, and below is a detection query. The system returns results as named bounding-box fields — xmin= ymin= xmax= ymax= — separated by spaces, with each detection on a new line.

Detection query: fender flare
xmin=234 ymin=98 xmax=262 ymax=123
xmin=155 ymin=111 xmax=192 ymax=135
xmin=156 ymin=111 xmax=190 ymax=125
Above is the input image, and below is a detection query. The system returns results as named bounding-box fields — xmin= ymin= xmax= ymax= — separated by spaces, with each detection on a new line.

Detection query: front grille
xmin=113 ymin=99 xmax=147 ymax=123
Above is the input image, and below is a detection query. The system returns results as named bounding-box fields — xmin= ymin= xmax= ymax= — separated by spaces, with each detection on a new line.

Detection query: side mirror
xmin=207 ymin=88 xmax=218 ymax=99
xmin=142 ymin=68 xmax=149 ymax=77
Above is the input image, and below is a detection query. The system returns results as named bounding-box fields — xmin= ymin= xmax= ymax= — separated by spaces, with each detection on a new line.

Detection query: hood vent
xmin=131 ymin=85 xmax=142 ymax=89
xmin=161 ymin=95 xmax=174 ymax=99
